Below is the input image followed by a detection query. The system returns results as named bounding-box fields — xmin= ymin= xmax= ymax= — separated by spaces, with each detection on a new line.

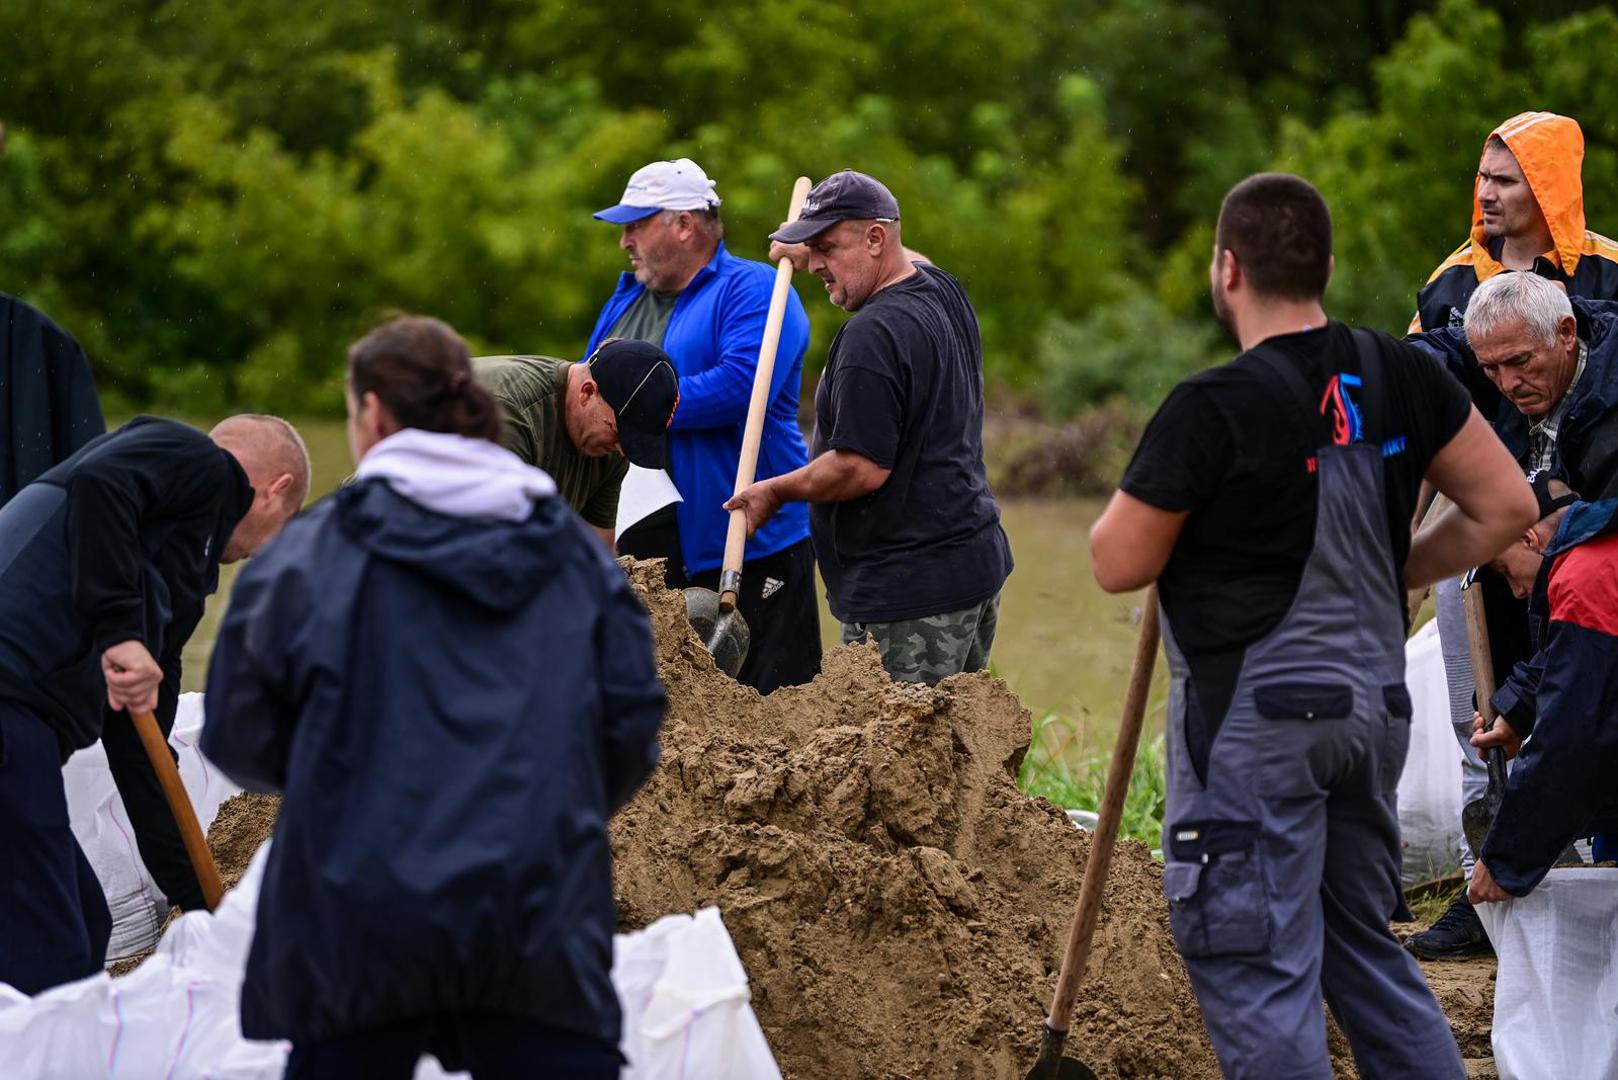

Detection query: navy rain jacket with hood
xmin=201 ymin=429 xmax=666 ymax=1046
xmin=1480 ymin=498 xmax=1618 ymax=895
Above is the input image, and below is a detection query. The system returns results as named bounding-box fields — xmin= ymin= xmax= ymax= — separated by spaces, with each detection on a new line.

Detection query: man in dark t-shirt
xmin=473 ymin=340 xmax=679 ymax=548
xmin=726 ymin=170 xmax=1013 ymax=685
xmin=1091 ymin=174 xmax=1534 ymax=1079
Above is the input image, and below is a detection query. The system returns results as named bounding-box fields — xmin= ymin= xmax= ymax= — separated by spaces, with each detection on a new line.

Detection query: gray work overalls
xmin=1159 ymin=334 xmax=1465 ymax=1080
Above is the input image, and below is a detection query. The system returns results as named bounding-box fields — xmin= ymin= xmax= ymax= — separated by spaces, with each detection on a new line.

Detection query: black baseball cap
xmin=1527 ymin=468 xmax=1579 ymax=519
xmin=768 ymin=170 xmax=901 ymax=245
xmin=586 ymin=340 xmax=679 ymax=469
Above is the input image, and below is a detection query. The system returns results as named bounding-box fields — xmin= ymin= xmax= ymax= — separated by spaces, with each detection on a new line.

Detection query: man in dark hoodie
xmin=0 ymin=413 xmax=307 ymax=994
xmin=203 ymin=316 xmax=665 ymax=1079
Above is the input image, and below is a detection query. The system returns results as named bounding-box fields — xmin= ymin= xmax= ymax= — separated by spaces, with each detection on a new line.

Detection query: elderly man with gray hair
xmin=1405 ymin=271 xmax=1618 ymax=957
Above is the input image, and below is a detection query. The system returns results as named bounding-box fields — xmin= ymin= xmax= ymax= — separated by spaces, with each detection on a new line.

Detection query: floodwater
xmin=180 ymin=420 xmax=1160 ymax=758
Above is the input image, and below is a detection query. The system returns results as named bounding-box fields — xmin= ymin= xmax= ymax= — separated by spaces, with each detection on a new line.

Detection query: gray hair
xmin=1464 ymin=271 xmax=1573 ymax=348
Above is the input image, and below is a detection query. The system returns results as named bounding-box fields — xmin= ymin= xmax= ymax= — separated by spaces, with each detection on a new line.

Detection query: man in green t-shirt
xmin=474 ymin=339 xmax=679 ymax=548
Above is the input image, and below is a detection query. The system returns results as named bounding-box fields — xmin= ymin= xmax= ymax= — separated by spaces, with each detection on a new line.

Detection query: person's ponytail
xmin=347 ymin=315 xmax=503 ymax=442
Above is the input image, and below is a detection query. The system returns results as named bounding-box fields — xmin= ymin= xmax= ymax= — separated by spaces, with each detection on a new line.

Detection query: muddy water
xmin=179 ymin=420 xmax=1156 ymax=757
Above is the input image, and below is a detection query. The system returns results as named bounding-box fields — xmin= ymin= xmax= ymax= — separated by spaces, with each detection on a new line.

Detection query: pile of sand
xmin=611 ymin=560 xmax=1219 ymax=1078
xmin=196 ymin=559 xmax=1225 ymax=1078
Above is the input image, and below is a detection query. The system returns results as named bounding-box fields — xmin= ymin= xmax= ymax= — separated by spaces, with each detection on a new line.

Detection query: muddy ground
xmin=179 ymin=559 xmax=1499 ymax=1078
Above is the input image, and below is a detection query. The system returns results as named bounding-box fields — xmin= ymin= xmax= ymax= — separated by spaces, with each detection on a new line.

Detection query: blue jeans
xmin=0 ymin=699 xmax=111 ymax=994
xmin=285 ymin=1013 xmax=620 ymax=1080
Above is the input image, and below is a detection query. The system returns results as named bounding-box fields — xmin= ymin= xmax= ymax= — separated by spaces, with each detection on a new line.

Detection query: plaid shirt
xmin=1529 ymin=339 xmax=1589 ymax=473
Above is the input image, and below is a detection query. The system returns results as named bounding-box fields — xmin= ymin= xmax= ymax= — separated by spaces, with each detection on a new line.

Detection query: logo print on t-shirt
xmin=1319 ymin=373 xmax=1363 ymax=446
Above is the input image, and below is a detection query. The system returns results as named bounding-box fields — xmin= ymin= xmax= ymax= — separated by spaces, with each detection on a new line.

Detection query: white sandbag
xmin=615 ymin=907 xmax=782 ymax=1080
xmin=64 ymin=692 xmax=243 ymax=960
xmin=1475 ymin=868 xmax=1618 ymax=1080
xmin=0 ymin=838 xmax=781 ymax=1080
xmin=1397 ymin=620 xmax=1465 ymax=886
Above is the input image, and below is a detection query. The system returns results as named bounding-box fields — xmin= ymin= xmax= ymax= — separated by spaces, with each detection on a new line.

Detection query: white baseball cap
xmin=592 ymin=158 xmax=721 ymax=224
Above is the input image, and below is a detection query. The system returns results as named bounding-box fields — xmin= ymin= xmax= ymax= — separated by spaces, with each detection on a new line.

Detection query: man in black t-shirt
xmin=1091 ymin=174 xmax=1534 ymax=1078
xmin=725 ymin=170 xmax=1013 ymax=686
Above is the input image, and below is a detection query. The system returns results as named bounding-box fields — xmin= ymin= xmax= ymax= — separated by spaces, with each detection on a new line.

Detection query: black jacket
xmin=0 ymin=293 xmax=104 ymax=507
xmin=0 ymin=416 xmax=252 ymax=910
xmin=202 ymin=478 xmax=665 ymax=1045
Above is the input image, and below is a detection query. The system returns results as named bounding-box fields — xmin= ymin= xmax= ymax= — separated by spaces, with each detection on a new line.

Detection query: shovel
xmin=1458 ymin=578 xmax=1507 ymax=861
xmin=684 ymin=175 xmax=812 ymax=678
xmin=132 ymin=709 xmax=225 ymax=910
xmin=1026 ymin=588 xmax=1160 ymax=1080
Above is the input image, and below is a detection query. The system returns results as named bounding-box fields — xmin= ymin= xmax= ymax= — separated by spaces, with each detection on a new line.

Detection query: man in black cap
xmin=474 ymin=339 xmax=679 ymax=548
xmin=727 ymin=170 xmax=1013 ymax=686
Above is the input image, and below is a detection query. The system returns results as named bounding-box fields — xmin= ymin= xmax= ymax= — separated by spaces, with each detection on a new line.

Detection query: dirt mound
xmin=188 ymin=559 xmax=1225 ymax=1077
xmin=613 ymin=559 xmax=1219 ymax=1079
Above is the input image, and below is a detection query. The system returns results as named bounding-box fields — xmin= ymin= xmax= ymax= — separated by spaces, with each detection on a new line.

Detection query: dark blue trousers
xmin=285 ymin=1013 xmax=621 ymax=1080
xmin=0 ymin=698 xmax=111 ymax=994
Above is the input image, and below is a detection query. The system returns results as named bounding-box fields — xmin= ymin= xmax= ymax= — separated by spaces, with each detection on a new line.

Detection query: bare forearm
xmin=1405 ymin=506 xmax=1524 ymax=589
xmin=774 ymin=450 xmax=888 ymax=505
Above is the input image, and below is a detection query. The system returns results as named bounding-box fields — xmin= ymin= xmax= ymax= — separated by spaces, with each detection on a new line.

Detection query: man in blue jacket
xmin=588 ymin=157 xmax=819 ymax=693
xmin=0 ymin=414 xmax=307 ymax=994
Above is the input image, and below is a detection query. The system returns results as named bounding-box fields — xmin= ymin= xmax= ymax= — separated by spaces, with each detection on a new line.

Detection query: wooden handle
xmin=1045 ymin=587 xmax=1160 ymax=1030
xmin=131 ymin=710 xmax=224 ymax=911
xmin=718 ymin=175 xmax=813 ymax=610
xmin=1461 ymin=581 xmax=1498 ymax=723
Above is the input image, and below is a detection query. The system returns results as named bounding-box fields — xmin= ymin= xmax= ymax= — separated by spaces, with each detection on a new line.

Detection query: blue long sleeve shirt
xmin=587 ymin=242 xmax=812 ymax=574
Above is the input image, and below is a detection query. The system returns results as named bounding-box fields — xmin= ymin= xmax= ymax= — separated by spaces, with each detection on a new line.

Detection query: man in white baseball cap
xmin=586 ymin=158 xmax=823 ymax=695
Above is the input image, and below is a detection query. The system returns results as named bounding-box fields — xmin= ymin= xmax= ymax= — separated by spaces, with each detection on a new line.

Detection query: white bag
xmin=0 ymin=836 xmax=781 ymax=1080
xmin=64 ymin=692 xmax=243 ymax=960
xmin=614 ymin=907 xmax=782 ymax=1080
xmin=1475 ymin=868 xmax=1618 ymax=1080
xmin=1397 ymin=621 xmax=1465 ymax=886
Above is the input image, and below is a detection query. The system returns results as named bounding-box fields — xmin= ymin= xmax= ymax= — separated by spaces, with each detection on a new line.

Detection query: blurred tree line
xmin=1 ymin=0 xmax=1615 ymax=416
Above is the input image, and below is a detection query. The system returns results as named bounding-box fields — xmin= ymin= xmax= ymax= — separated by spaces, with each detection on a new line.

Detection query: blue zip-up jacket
xmin=201 ymin=478 xmax=665 ymax=1044
xmin=586 ymin=241 xmax=811 ymax=574
xmin=1480 ymin=498 xmax=1618 ymax=894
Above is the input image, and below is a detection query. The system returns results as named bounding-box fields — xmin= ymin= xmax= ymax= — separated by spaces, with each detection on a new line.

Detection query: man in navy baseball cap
xmin=585 ymin=339 xmax=679 ymax=469
xmin=768 ymin=170 xmax=902 ymax=245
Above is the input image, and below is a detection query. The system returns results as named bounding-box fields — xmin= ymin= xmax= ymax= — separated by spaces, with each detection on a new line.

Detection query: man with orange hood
xmin=1406 ymin=111 xmax=1618 ymax=961
xmin=1413 ymin=111 xmax=1618 ymax=337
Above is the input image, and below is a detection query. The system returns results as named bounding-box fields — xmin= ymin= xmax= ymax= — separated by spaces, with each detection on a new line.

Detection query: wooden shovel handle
xmin=718 ymin=175 xmax=813 ymax=610
xmin=131 ymin=710 xmax=224 ymax=911
xmin=1045 ymin=587 xmax=1160 ymax=1031
xmin=1461 ymin=581 xmax=1498 ymax=722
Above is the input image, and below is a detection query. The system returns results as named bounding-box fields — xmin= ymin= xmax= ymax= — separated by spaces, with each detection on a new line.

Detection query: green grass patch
xmin=1018 ymin=713 xmax=1168 ymax=847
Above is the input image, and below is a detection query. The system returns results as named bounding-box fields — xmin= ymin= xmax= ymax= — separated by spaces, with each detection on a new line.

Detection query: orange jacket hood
xmin=1471 ymin=111 xmax=1587 ymax=275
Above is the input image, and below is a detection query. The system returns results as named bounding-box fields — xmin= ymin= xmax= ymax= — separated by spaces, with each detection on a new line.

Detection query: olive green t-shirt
xmin=472 ymin=355 xmax=629 ymax=530
xmin=607 ymin=289 xmax=679 ymax=346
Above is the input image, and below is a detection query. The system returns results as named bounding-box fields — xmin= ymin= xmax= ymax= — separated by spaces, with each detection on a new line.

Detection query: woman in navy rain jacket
xmin=201 ymin=315 xmax=666 ymax=1079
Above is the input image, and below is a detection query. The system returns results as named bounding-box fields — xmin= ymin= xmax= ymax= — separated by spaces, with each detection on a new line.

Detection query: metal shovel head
xmin=684 ymin=587 xmax=750 ymax=678
xmin=1461 ymin=793 xmax=1497 ymax=862
xmin=1025 ymin=1024 xmax=1100 ymax=1080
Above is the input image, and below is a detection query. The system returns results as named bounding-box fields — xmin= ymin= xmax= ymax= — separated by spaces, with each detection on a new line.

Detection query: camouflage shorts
xmin=841 ymin=593 xmax=1001 ymax=686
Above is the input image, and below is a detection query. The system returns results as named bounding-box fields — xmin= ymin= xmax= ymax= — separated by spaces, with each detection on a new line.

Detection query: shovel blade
xmin=1024 ymin=1056 xmax=1099 ymax=1080
xmin=1461 ymin=796 xmax=1495 ymax=862
xmin=684 ymin=587 xmax=751 ymax=679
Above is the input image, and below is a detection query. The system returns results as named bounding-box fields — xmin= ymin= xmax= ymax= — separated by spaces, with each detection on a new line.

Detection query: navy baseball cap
xmin=586 ymin=340 xmax=680 ymax=468
xmin=769 ymin=170 xmax=901 ymax=244
xmin=592 ymin=159 xmax=721 ymax=225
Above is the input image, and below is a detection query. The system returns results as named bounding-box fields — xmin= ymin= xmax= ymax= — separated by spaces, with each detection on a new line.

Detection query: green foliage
xmin=0 ymin=0 xmax=1613 ymax=417
xmin=1019 ymin=718 xmax=1169 ymax=848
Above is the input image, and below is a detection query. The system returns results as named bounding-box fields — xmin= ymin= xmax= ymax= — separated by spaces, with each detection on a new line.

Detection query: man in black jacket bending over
xmin=0 ymin=413 xmax=308 ymax=993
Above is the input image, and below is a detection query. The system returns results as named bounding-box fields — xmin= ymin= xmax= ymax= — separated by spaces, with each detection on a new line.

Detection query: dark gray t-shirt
xmin=472 ymin=355 xmax=628 ymax=530
xmin=810 ymin=264 xmax=1012 ymax=622
xmin=607 ymin=289 xmax=679 ymax=347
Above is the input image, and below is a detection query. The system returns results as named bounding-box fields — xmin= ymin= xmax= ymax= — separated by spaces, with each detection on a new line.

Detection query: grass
xmin=1018 ymin=712 xmax=1169 ymax=848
